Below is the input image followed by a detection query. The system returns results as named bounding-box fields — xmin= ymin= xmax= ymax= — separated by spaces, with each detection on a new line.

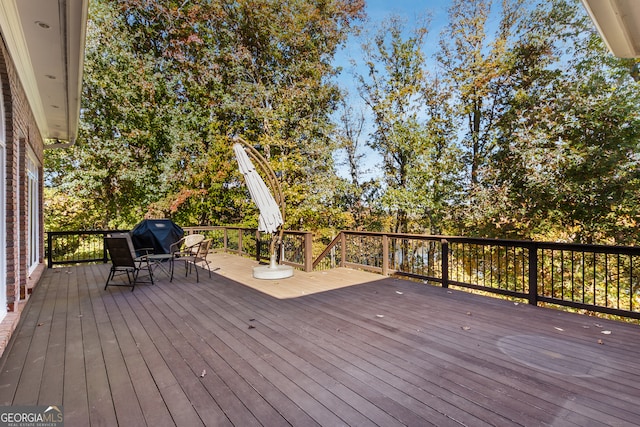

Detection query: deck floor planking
xmin=0 ymin=254 xmax=639 ymax=426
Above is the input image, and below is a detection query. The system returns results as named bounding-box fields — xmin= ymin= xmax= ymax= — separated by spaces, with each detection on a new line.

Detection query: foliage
xmin=47 ymin=0 xmax=179 ymax=229
xmin=332 ymin=98 xmax=383 ymax=230
xmin=437 ymin=0 xmax=525 ymax=187
xmin=43 ymin=187 xmax=104 ymax=231
xmin=43 ymin=0 xmax=640 ymax=250
xmin=120 ymin=0 xmax=364 ymax=230
xmin=46 ymin=0 xmax=364 ymax=231
xmin=354 ymin=15 xmax=462 ymax=234
xmin=465 ymin=0 xmax=640 ymax=244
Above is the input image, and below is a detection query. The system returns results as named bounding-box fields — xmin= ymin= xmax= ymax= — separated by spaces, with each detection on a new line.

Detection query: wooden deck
xmin=1 ymin=253 xmax=640 ymax=426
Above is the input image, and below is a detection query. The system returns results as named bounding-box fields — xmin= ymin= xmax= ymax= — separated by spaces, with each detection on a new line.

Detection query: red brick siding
xmin=0 ymin=36 xmax=46 ymax=313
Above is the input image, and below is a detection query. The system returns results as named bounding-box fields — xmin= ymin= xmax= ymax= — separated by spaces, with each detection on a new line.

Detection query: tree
xmin=333 ymin=97 xmax=370 ymax=228
xmin=543 ymin=2 xmax=640 ymax=243
xmin=356 ymin=15 xmax=426 ymax=234
xmin=118 ymin=0 xmax=365 ymax=229
xmin=419 ymin=77 xmax=464 ymax=235
xmin=449 ymin=0 xmax=561 ymax=238
xmin=46 ymin=0 xmax=640 ymax=248
xmin=46 ymin=0 xmax=365 ymax=230
xmin=356 ymin=15 xmax=460 ymax=234
xmin=437 ymin=0 xmax=525 ymax=187
xmin=486 ymin=0 xmax=640 ymax=244
xmin=46 ymin=0 xmax=178 ymax=228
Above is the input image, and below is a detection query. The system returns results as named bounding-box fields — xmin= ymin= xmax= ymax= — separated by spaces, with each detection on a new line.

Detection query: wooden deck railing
xmin=46 ymin=228 xmax=640 ymax=320
xmin=311 ymin=231 xmax=640 ymax=320
xmin=46 ymin=226 xmax=314 ymax=272
xmin=180 ymin=226 xmax=313 ymax=272
xmin=46 ymin=230 xmax=128 ymax=267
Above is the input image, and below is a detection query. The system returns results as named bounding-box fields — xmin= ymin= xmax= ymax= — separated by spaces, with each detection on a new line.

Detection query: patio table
xmin=147 ymin=253 xmax=174 ymax=281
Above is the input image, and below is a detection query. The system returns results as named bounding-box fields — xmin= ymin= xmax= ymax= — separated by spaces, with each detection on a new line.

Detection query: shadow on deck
xmin=1 ymin=254 xmax=639 ymax=426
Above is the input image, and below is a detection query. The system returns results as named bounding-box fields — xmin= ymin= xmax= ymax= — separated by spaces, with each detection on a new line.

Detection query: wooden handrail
xmin=45 ymin=227 xmax=640 ymax=319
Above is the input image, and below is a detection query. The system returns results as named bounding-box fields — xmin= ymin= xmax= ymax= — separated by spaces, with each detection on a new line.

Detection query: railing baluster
xmin=551 ymin=250 xmax=555 ymax=299
xmin=44 ymin=228 xmax=640 ymax=319
xmin=560 ymin=250 xmax=565 ymax=301
xmin=528 ymin=243 xmax=538 ymax=306
xmin=482 ymin=245 xmax=486 ymax=288
xmin=604 ymin=253 xmax=609 ymax=308
xmin=632 ymin=257 xmax=635 ymax=311
xmin=441 ymin=239 xmax=449 ymax=289
xmin=593 ymin=252 xmax=597 ymax=306
xmin=581 ymin=251 xmax=586 ymax=305
xmin=617 ymin=254 xmax=621 ymax=310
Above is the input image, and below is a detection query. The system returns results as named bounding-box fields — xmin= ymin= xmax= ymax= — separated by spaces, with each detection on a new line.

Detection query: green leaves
xmin=354 ymin=15 xmax=462 ymax=234
xmin=44 ymin=0 xmax=640 ymax=247
xmin=469 ymin=0 xmax=640 ymax=243
xmin=46 ymin=0 xmax=364 ymax=231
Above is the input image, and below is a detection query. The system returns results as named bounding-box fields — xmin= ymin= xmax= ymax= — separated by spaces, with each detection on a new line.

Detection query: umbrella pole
xmin=269 ymin=235 xmax=278 ymax=268
xmin=256 ymin=230 xmax=291 ymax=279
xmin=232 ymin=135 xmax=293 ymax=279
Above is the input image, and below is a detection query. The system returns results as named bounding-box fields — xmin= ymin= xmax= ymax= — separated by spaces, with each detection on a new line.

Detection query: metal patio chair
xmin=104 ymin=235 xmax=154 ymax=291
xmin=173 ymin=239 xmax=214 ymax=282
xmin=183 ymin=234 xmax=205 ymax=254
xmin=167 ymin=234 xmax=204 ymax=281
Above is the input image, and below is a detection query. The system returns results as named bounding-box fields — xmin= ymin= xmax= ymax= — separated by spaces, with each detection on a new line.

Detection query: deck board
xmin=236 ymin=288 xmax=533 ymax=426
xmin=1 ymin=255 xmax=639 ymax=426
xmin=63 ymin=266 xmax=89 ymax=426
xmin=144 ymin=289 xmax=286 ymax=427
xmin=309 ymin=283 xmax=638 ymax=426
xmin=193 ymin=277 xmax=477 ymax=426
xmin=36 ymin=266 xmax=68 ymax=406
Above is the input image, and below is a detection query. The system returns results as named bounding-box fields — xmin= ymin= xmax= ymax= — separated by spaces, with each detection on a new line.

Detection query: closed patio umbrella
xmin=233 ymin=143 xmax=283 ymax=234
xmin=232 ymin=140 xmax=293 ymax=279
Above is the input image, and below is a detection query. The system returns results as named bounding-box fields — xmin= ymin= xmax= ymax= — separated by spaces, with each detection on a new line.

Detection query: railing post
xmin=103 ymin=232 xmax=109 ymax=263
xmin=47 ymin=232 xmax=53 ymax=268
xmin=238 ymin=229 xmax=243 ymax=255
xmin=255 ymin=230 xmax=261 ymax=261
xmin=441 ymin=239 xmax=449 ymax=288
xmin=528 ymin=243 xmax=538 ymax=305
xmin=223 ymin=228 xmax=228 ymax=251
xmin=340 ymin=232 xmax=346 ymax=267
xmin=382 ymin=234 xmax=389 ymax=275
xmin=304 ymin=232 xmax=313 ymax=272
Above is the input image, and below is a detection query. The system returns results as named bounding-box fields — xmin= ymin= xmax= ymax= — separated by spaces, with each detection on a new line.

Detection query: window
xmin=27 ymin=153 xmax=39 ymax=273
xmin=0 ymin=75 xmax=7 ymax=321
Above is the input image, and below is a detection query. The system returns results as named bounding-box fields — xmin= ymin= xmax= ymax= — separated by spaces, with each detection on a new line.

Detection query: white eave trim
xmin=0 ymin=0 xmax=88 ymax=143
xmin=0 ymin=1 xmax=49 ymax=137
xmin=67 ymin=0 xmax=89 ymax=144
xmin=581 ymin=0 xmax=640 ymax=58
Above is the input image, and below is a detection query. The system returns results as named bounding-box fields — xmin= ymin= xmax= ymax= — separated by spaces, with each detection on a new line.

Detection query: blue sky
xmin=332 ymin=1 xmax=454 ymax=180
xmin=331 ymin=0 xmax=507 ymax=181
xmin=335 ymin=0 xmax=450 ymax=82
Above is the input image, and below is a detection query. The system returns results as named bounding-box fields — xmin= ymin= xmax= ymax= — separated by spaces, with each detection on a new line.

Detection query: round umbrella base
xmin=253 ymin=264 xmax=294 ymax=280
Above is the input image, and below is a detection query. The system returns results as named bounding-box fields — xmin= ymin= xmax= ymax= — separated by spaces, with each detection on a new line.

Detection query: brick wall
xmin=0 ymin=36 xmax=45 ymax=315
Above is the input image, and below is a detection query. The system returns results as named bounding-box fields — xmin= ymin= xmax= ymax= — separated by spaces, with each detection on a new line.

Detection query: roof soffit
xmin=0 ymin=0 xmax=88 ymax=143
